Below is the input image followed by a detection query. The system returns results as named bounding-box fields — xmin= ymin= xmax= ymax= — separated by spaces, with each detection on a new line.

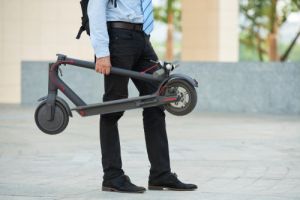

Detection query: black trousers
xmin=100 ymin=27 xmax=171 ymax=181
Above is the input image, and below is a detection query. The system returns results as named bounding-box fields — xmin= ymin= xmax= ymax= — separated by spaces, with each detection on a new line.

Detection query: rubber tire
xmin=164 ymin=79 xmax=197 ymax=116
xmin=34 ymin=101 xmax=69 ymax=135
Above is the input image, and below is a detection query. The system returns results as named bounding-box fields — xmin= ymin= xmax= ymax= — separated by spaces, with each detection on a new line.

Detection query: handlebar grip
xmin=67 ymin=57 xmax=95 ymax=69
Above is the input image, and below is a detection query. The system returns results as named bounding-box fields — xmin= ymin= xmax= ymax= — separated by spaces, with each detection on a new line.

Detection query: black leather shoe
xmin=148 ymin=172 xmax=197 ymax=191
xmin=102 ymin=175 xmax=146 ymax=193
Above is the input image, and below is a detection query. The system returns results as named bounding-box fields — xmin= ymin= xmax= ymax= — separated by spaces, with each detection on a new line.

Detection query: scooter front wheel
xmin=163 ymin=79 xmax=197 ymax=116
xmin=34 ymin=101 xmax=69 ymax=135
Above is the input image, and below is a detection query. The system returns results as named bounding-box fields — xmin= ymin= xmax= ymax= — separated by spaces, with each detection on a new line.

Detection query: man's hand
xmin=95 ymin=56 xmax=111 ymax=75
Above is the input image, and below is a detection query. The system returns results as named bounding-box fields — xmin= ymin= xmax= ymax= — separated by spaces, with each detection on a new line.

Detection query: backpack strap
xmin=76 ymin=26 xmax=85 ymax=39
xmin=76 ymin=0 xmax=117 ymax=39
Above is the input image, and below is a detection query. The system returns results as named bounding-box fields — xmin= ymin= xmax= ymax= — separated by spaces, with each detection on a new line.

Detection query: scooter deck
xmin=72 ymin=94 xmax=178 ymax=117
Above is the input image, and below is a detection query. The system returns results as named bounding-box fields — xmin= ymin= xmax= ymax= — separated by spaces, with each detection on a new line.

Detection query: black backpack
xmin=76 ymin=0 xmax=117 ymax=39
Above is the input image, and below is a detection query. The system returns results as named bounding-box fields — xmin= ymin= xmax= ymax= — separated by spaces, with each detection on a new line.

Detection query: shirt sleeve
xmin=87 ymin=0 xmax=110 ymax=58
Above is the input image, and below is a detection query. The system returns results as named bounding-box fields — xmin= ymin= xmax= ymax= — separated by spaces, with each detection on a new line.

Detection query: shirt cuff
xmin=94 ymin=44 xmax=110 ymax=58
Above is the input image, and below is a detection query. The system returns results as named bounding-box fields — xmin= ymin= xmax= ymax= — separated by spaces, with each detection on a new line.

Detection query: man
xmin=87 ymin=0 xmax=197 ymax=193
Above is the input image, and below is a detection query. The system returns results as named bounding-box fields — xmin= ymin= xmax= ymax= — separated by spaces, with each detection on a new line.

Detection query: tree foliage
xmin=240 ymin=0 xmax=300 ymax=61
xmin=153 ymin=0 xmax=181 ymax=60
xmin=153 ymin=0 xmax=181 ymax=31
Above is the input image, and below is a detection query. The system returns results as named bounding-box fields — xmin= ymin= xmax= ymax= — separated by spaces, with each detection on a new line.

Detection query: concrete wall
xmin=21 ymin=60 xmax=140 ymax=107
xmin=179 ymin=62 xmax=300 ymax=115
xmin=22 ymin=61 xmax=300 ymax=115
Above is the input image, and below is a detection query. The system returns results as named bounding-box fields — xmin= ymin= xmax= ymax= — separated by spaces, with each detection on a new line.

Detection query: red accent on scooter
xmin=140 ymin=64 xmax=158 ymax=74
xmin=163 ymin=97 xmax=178 ymax=102
xmin=79 ymin=110 xmax=86 ymax=116
xmin=49 ymin=64 xmax=65 ymax=92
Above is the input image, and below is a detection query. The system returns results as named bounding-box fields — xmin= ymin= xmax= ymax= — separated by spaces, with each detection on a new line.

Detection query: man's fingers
xmin=97 ymin=66 xmax=103 ymax=74
xmin=95 ymin=56 xmax=111 ymax=75
xmin=95 ymin=65 xmax=111 ymax=75
xmin=105 ymin=67 xmax=111 ymax=75
xmin=95 ymin=65 xmax=101 ymax=73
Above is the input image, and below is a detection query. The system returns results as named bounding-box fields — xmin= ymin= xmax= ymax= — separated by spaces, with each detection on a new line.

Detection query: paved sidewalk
xmin=0 ymin=104 xmax=300 ymax=200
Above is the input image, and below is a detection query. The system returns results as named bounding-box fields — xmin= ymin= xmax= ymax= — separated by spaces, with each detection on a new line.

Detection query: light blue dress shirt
xmin=88 ymin=0 xmax=144 ymax=58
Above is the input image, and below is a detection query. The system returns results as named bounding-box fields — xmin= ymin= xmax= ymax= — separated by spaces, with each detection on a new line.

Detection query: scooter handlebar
xmin=58 ymin=55 xmax=164 ymax=83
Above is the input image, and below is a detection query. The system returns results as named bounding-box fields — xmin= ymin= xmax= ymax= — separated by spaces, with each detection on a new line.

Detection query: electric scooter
xmin=34 ymin=54 xmax=198 ymax=135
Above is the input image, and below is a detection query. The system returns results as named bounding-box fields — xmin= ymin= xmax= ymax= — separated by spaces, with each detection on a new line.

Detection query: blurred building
xmin=0 ymin=0 xmax=93 ymax=103
xmin=0 ymin=0 xmax=239 ymax=104
xmin=181 ymin=0 xmax=239 ymax=61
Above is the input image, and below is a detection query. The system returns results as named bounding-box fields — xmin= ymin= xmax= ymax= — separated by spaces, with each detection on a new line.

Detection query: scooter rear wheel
xmin=163 ymin=79 xmax=197 ymax=116
xmin=34 ymin=101 xmax=69 ymax=135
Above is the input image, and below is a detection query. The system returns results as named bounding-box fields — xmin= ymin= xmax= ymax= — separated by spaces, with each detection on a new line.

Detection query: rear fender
xmin=160 ymin=74 xmax=198 ymax=89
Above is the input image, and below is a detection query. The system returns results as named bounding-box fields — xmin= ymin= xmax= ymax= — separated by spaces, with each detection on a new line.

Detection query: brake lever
xmin=58 ymin=68 xmax=63 ymax=77
xmin=150 ymin=60 xmax=164 ymax=67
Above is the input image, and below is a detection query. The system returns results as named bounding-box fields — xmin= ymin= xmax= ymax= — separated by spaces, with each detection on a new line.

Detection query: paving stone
xmin=0 ymin=105 xmax=300 ymax=199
